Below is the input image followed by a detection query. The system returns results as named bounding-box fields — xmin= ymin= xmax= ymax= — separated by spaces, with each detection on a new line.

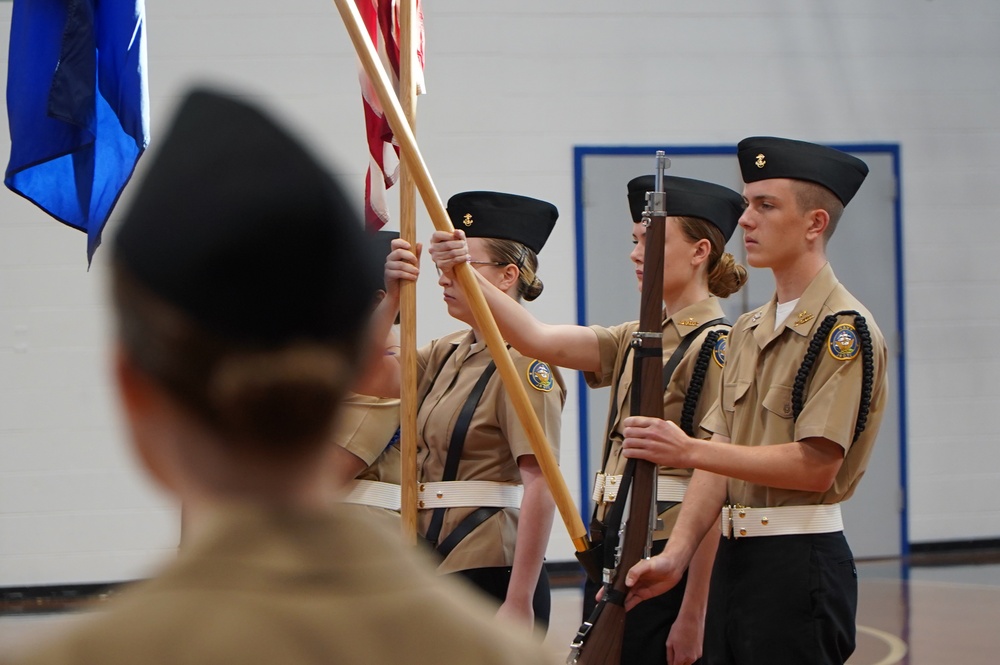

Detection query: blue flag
xmin=5 ymin=0 xmax=149 ymax=262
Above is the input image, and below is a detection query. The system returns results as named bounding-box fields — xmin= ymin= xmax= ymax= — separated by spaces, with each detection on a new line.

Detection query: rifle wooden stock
xmin=574 ymin=199 xmax=665 ymax=665
xmin=333 ymin=0 xmax=589 ymax=553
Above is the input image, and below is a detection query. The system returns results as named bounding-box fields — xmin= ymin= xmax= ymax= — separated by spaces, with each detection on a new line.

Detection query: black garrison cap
xmin=446 ymin=191 xmax=558 ymax=254
xmin=627 ymin=175 xmax=743 ymax=242
xmin=113 ymin=88 xmax=382 ymax=347
xmin=737 ymin=136 xmax=869 ymax=205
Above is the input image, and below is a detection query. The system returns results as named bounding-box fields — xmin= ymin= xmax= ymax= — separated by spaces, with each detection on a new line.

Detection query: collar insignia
xmin=462 ymin=213 xmax=474 ymax=227
xmin=755 ymin=153 xmax=766 ymax=168
xmin=793 ymin=310 xmax=815 ymax=327
xmin=751 ymin=310 xmax=763 ymax=322
xmin=679 ymin=318 xmax=699 ymax=327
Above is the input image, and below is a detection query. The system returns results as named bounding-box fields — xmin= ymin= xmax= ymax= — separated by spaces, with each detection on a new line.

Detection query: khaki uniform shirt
xmin=585 ymin=297 xmax=729 ymax=539
xmin=416 ymin=330 xmax=565 ymax=574
xmin=334 ymin=392 xmax=402 ymax=484
xmin=8 ymin=505 xmax=558 ymax=665
xmin=701 ymin=263 xmax=889 ymax=508
xmin=332 ymin=393 xmax=401 ymax=523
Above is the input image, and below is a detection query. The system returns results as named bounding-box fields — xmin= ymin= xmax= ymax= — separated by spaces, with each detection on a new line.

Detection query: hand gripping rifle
xmin=568 ymin=152 xmax=669 ymax=665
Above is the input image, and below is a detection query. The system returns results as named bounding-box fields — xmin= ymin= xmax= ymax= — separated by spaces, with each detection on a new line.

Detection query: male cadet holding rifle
xmin=620 ymin=137 xmax=888 ymax=665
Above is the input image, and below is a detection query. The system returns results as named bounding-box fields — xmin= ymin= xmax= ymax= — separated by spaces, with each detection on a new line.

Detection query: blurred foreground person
xmin=7 ymin=89 xmax=557 ymax=665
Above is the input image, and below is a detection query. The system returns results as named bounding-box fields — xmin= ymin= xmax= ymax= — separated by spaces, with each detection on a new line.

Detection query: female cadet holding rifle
xmin=367 ymin=191 xmax=565 ymax=632
xmin=430 ymin=176 xmax=747 ymax=665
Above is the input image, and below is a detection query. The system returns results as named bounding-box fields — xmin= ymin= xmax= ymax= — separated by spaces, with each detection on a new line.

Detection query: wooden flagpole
xmin=333 ymin=0 xmax=589 ymax=553
xmin=397 ymin=0 xmax=419 ymax=545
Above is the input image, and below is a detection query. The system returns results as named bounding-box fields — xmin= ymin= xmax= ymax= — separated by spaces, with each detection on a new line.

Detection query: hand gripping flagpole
xmin=333 ymin=0 xmax=590 ymax=554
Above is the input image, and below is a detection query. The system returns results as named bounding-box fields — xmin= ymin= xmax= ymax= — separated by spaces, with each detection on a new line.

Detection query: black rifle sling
xmin=599 ymin=317 xmax=729 ymax=569
xmin=661 ymin=317 xmax=727 ymax=387
xmin=588 ymin=344 xmax=634 ymax=532
xmin=424 ymin=357 xmax=499 ymax=550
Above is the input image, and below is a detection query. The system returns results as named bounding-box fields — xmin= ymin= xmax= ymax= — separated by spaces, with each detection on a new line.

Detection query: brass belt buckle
xmin=733 ymin=503 xmax=747 ymax=539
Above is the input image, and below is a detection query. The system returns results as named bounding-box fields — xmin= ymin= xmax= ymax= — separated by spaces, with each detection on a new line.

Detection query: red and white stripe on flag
xmin=357 ymin=0 xmax=425 ymax=231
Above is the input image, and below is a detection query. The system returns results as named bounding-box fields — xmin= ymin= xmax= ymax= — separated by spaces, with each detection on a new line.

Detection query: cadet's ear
xmin=113 ymin=344 xmax=180 ymax=495
xmin=499 ymin=263 xmax=520 ymax=293
xmin=691 ymin=237 xmax=712 ymax=266
xmin=804 ymin=207 xmax=830 ymax=242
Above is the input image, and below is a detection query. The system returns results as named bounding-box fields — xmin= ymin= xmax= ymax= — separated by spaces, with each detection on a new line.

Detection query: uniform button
xmin=436 ymin=491 xmax=444 ymax=499
xmin=418 ymin=500 xmax=425 ymax=508
xmin=609 ymin=477 xmax=618 ymax=484
xmin=607 ymin=493 xmax=617 ymax=502
xmin=419 ymin=484 xmax=426 ymax=492
xmin=738 ymin=509 xmax=746 ymax=518
xmin=739 ymin=528 xmax=747 ymax=536
xmin=761 ymin=517 xmax=769 ymax=525
xmin=783 ymin=404 xmax=790 ymax=414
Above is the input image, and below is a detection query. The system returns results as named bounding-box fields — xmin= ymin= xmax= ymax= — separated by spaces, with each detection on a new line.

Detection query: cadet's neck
xmin=663 ymin=281 xmax=712 ymax=319
xmin=772 ymin=254 xmax=827 ymax=303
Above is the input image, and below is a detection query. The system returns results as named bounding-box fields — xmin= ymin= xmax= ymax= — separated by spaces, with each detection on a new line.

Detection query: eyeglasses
xmin=435 ymin=260 xmax=508 ymax=276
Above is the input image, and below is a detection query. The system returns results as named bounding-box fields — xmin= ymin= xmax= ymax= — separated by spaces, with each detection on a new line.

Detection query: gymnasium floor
xmin=2 ymin=557 xmax=998 ymax=663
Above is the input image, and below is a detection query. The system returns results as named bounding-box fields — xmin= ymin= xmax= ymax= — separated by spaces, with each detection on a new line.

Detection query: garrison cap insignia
xmin=827 ymin=323 xmax=860 ymax=361
xmin=462 ymin=212 xmax=474 ymax=227
xmin=712 ymin=333 xmax=728 ymax=368
xmin=679 ymin=317 xmax=699 ymax=327
xmin=794 ymin=310 xmax=814 ymax=327
xmin=527 ymin=359 xmax=554 ymax=392
xmin=755 ymin=153 xmax=766 ymax=169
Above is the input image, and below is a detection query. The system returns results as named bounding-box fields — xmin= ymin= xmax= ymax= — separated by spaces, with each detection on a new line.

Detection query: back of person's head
xmin=627 ymin=175 xmax=747 ymax=298
xmin=111 ymin=88 xmax=382 ymax=456
xmin=445 ymin=191 xmax=558 ymax=302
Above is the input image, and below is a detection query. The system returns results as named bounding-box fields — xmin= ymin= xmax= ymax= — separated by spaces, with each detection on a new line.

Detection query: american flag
xmin=356 ymin=0 xmax=425 ymax=231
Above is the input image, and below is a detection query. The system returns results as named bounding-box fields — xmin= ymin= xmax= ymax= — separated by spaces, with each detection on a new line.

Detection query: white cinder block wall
xmin=1 ymin=0 xmax=998 ymax=586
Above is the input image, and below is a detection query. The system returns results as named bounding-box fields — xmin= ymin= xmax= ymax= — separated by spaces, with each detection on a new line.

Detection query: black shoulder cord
xmin=791 ymin=310 xmax=875 ymax=443
xmin=679 ymin=327 xmax=729 ymax=436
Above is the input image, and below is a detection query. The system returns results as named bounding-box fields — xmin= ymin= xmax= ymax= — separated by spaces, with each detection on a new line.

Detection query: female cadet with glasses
xmin=367 ymin=191 xmax=565 ymax=632
xmin=429 ymin=176 xmax=747 ymax=665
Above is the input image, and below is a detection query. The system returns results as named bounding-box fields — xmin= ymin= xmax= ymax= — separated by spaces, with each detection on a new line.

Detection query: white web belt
xmin=341 ymin=480 xmax=401 ymax=511
xmin=720 ymin=503 xmax=843 ymax=539
xmin=341 ymin=480 xmax=524 ymax=511
xmin=592 ymin=473 xmax=690 ymax=504
xmin=416 ymin=481 xmax=523 ymax=509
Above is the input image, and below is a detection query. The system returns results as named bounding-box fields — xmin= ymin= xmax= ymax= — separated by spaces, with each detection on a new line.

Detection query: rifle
xmin=568 ymin=152 xmax=669 ymax=664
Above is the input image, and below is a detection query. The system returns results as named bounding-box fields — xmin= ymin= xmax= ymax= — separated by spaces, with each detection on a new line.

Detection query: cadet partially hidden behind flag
xmin=5 ymin=0 xmax=150 ymax=262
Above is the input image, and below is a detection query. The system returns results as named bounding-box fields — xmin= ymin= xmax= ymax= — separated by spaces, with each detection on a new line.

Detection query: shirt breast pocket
xmin=761 ymin=384 xmax=794 ymax=419
xmin=722 ymin=380 xmax=751 ymax=413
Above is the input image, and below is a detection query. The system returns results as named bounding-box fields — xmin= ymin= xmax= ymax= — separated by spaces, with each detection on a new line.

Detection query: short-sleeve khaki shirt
xmin=701 ymin=263 xmax=889 ymax=508
xmin=333 ymin=393 xmax=401 ymax=484
xmin=416 ymin=330 xmax=566 ymax=574
xmin=584 ymin=296 xmax=729 ymax=538
xmin=330 ymin=393 xmax=402 ymax=524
